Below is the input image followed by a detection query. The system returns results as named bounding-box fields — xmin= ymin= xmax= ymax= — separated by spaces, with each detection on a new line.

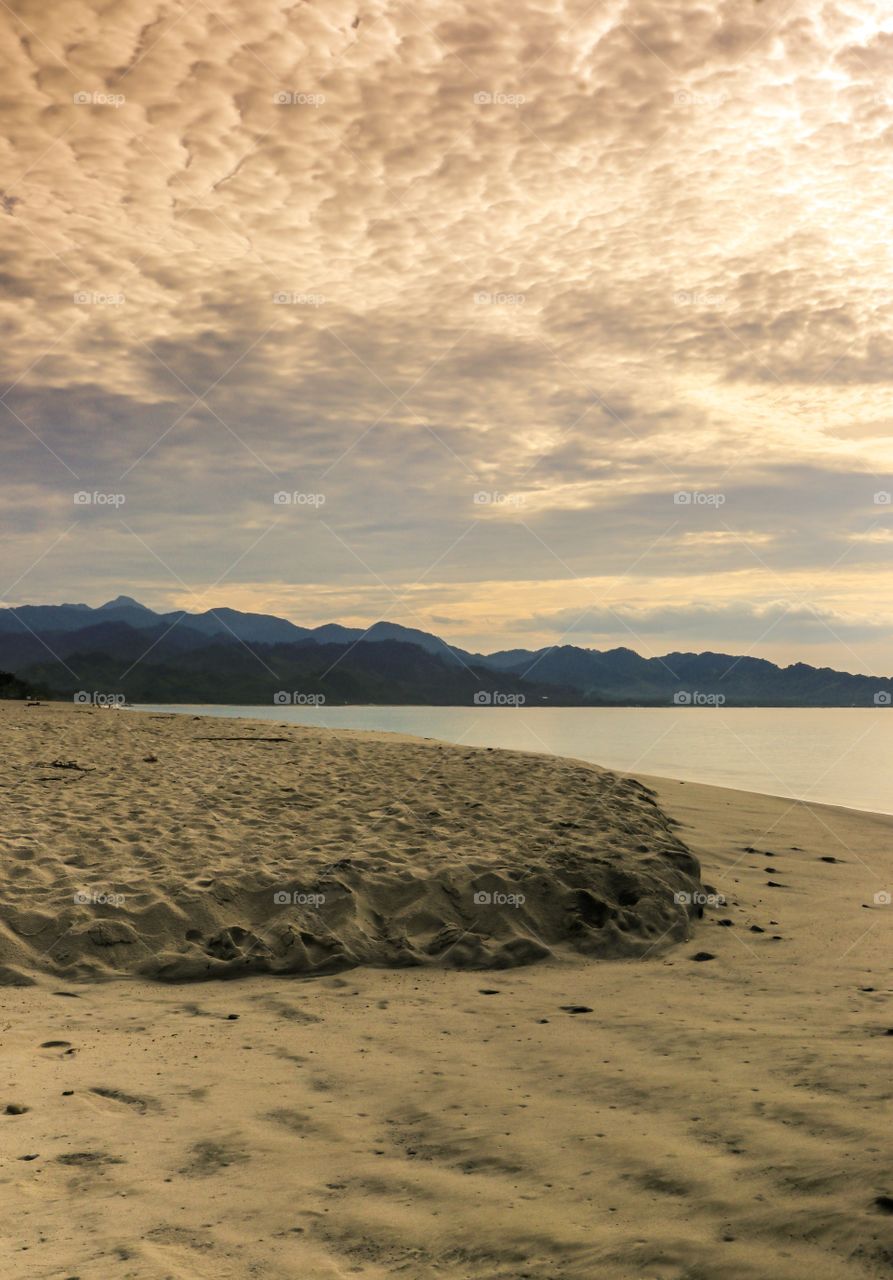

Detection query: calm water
xmin=135 ymin=705 xmax=893 ymax=815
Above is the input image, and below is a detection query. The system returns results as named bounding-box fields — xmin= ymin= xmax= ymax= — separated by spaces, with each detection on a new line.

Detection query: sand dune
xmin=0 ymin=704 xmax=703 ymax=981
xmin=1 ymin=704 xmax=891 ymax=1279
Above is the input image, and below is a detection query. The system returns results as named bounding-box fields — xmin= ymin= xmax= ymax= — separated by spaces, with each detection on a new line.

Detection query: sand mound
xmin=0 ymin=704 xmax=705 ymax=982
xmin=5 ymin=777 xmax=892 ymax=1279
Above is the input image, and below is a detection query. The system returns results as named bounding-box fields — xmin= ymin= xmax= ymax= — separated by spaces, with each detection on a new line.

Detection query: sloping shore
xmin=1 ymin=705 xmax=891 ymax=1279
xmin=0 ymin=703 xmax=703 ymax=982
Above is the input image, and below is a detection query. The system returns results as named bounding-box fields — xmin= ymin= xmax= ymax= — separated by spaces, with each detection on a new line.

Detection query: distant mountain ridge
xmin=1 ymin=598 xmax=891 ymax=707
xmin=0 ymin=596 xmax=316 ymax=645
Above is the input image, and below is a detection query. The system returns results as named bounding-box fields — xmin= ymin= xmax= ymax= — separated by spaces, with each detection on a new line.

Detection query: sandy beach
xmin=1 ymin=703 xmax=891 ymax=1279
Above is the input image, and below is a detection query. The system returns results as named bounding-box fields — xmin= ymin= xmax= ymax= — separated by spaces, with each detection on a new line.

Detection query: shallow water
xmin=135 ymin=704 xmax=893 ymax=815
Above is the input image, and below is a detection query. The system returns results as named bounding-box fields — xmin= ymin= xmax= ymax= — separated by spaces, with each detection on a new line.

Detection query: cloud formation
xmin=1 ymin=0 xmax=892 ymax=670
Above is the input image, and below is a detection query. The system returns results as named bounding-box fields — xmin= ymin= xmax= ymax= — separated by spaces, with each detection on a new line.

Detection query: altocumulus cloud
xmin=0 ymin=0 xmax=892 ymax=671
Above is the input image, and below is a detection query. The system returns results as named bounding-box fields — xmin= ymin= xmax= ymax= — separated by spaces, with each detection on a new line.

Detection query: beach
xmin=1 ymin=703 xmax=891 ymax=1278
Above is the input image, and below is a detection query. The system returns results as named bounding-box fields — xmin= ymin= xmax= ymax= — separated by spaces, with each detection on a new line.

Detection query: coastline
xmin=1 ymin=702 xmax=891 ymax=1278
xmin=126 ymin=701 xmax=893 ymax=819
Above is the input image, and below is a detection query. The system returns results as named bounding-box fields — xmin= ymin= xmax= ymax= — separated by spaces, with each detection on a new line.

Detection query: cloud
xmin=515 ymin=600 xmax=893 ymax=649
xmin=1 ymin=0 xmax=892 ymax=671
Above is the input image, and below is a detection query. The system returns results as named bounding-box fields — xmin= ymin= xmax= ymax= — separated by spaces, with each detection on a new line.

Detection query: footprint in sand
xmin=56 ymin=1151 xmax=123 ymax=1167
xmin=264 ymin=1108 xmax=320 ymax=1135
xmin=263 ymin=1000 xmax=323 ymax=1024
xmin=179 ymin=1139 xmax=250 ymax=1177
xmin=89 ymin=1087 xmax=159 ymax=1115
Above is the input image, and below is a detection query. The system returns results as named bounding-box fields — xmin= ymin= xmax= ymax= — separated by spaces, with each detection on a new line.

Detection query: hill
xmin=1 ymin=599 xmax=890 ymax=707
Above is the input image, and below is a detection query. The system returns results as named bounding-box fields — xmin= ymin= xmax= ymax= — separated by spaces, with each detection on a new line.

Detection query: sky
xmin=2 ymin=0 xmax=892 ymax=671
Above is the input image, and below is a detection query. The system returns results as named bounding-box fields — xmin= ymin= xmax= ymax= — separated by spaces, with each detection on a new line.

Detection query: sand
xmin=1 ymin=704 xmax=891 ymax=1279
xmin=0 ymin=703 xmax=703 ymax=981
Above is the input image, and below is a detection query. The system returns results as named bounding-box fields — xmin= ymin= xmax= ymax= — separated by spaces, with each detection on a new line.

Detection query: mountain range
xmin=1 ymin=596 xmax=890 ymax=707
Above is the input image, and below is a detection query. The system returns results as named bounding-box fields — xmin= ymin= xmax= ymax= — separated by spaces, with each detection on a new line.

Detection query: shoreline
xmin=128 ymin=700 xmax=893 ymax=821
xmin=1 ymin=701 xmax=891 ymax=1277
